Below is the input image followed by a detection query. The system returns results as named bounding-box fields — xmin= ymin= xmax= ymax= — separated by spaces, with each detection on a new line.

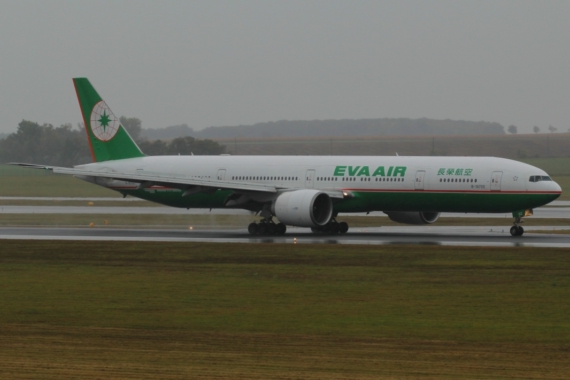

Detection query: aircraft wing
xmin=9 ymin=163 xmax=345 ymax=198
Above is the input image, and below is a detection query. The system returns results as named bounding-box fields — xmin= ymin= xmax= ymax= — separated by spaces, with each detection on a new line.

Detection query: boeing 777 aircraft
xmin=13 ymin=78 xmax=562 ymax=236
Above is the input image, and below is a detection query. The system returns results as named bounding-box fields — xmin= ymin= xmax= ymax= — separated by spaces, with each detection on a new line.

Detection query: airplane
xmin=12 ymin=78 xmax=562 ymax=237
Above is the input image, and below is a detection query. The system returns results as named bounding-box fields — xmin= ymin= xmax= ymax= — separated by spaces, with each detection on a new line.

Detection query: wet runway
xmin=1 ymin=197 xmax=568 ymax=247
xmin=1 ymin=205 xmax=570 ymax=218
xmin=1 ymin=225 xmax=569 ymax=248
xmin=1 ymin=197 xmax=569 ymax=218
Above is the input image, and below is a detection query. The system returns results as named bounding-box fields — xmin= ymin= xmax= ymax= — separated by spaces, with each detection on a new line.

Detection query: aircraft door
xmin=217 ymin=169 xmax=226 ymax=181
xmin=415 ymin=170 xmax=426 ymax=190
xmin=491 ymin=171 xmax=502 ymax=191
xmin=305 ymin=169 xmax=315 ymax=189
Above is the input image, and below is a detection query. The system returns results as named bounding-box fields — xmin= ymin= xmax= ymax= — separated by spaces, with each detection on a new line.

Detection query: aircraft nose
xmin=553 ymin=180 xmax=562 ymax=194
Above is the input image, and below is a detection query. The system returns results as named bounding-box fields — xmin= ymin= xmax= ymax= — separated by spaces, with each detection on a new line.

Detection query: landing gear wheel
xmin=339 ymin=222 xmax=349 ymax=234
xmin=276 ymin=223 xmax=287 ymax=235
xmin=329 ymin=222 xmax=340 ymax=234
xmin=266 ymin=223 xmax=277 ymax=235
xmin=257 ymin=223 xmax=267 ymax=235
xmin=510 ymin=226 xmax=524 ymax=237
xmin=311 ymin=227 xmax=322 ymax=234
xmin=248 ymin=222 xmax=258 ymax=235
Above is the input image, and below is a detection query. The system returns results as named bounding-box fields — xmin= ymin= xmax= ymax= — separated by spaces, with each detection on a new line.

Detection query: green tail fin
xmin=73 ymin=78 xmax=144 ymax=162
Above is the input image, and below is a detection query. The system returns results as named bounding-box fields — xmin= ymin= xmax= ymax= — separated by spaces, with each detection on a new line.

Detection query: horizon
xmin=1 ymin=1 xmax=569 ymax=135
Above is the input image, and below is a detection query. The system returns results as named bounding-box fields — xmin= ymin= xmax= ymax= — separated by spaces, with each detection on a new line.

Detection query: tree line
xmin=507 ymin=125 xmax=562 ymax=134
xmin=165 ymin=118 xmax=506 ymax=140
xmin=0 ymin=118 xmax=225 ymax=167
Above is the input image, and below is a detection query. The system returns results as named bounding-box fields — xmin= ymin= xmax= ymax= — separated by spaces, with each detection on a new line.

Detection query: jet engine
xmin=272 ymin=189 xmax=333 ymax=227
xmin=384 ymin=211 xmax=440 ymax=225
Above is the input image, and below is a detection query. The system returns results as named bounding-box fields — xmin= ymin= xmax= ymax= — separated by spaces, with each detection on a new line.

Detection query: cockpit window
xmin=529 ymin=175 xmax=552 ymax=182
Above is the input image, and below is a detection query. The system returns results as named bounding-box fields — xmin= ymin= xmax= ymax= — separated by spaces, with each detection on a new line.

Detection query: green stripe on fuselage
xmin=116 ymin=188 xmax=558 ymax=214
xmin=333 ymin=191 xmax=559 ymax=213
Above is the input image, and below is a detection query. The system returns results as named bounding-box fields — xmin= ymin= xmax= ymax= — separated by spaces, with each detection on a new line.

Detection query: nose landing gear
xmin=510 ymin=215 xmax=524 ymax=237
xmin=510 ymin=225 xmax=524 ymax=237
xmin=510 ymin=210 xmax=533 ymax=237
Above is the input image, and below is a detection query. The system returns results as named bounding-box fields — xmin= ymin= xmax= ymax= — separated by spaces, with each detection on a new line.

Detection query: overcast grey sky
xmin=1 ymin=0 xmax=569 ymax=134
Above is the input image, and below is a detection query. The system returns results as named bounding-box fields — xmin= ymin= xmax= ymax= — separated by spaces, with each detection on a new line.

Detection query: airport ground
xmin=1 ymin=240 xmax=569 ymax=379
xmin=1 ymin=160 xmax=570 ymax=378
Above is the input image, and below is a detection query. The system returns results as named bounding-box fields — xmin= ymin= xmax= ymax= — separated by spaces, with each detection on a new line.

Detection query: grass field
xmin=0 ymin=172 xmax=119 ymax=197
xmin=1 ymin=240 xmax=569 ymax=378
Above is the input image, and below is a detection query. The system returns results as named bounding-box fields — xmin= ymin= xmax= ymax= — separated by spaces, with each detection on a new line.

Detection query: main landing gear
xmin=510 ymin=215 xmax=524 ymax=237
xmin=311 ymin=219 xmax=349 ymax=235
xmin=248 ymin=219 xmax=287 ymax=235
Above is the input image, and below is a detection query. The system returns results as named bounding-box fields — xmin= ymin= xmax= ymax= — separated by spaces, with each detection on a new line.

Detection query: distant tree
xmin=119 ymin=116 xmax=142 ymax=142
xmin=507 ymin=125 xmax=518 ymax=134
xmin=167 ymin=136 xmax=225 ymax=156
xmin=138 ymin=139 xmax=168 ymax=155
xmin=533 ymin=126 xmax=540 ymax=133
xmin=548 ymin=125 xmax=557 ymax=133
xmin=141 ymin=124 xmax=194 ymax=140
xmin=137 ymin=136 xmax=225 ymax=156
xmin=0 ymin=117 xmax=227 ymax=165
xmin=0 ymin=120 xmax=91 ymax=166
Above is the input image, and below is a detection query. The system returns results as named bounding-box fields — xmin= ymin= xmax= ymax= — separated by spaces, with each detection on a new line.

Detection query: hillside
xmin=141 ymin=118 xmax=505 ymax=140
xmin=216 ymin=133 xmax=570 ymax=159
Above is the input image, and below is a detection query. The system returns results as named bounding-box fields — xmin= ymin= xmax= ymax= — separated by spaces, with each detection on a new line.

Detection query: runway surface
xmin=1 ymin=197 xmax=569 ymax=218
xmin=1 ymin=205 xmax=570 ymax=218
xmin=1 ymin=197 xmax=568 ymax=247
xmin=1 ymin=226 xmax=570 ymax=247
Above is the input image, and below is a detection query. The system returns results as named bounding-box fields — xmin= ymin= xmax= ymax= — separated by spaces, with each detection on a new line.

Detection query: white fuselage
xmin=77 ymin=155 xmax=561 ymax=214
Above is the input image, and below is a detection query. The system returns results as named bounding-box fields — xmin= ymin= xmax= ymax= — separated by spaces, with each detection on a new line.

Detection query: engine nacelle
xmin=272 ymin=190 xmax=333 ymax=227
xmin=385 ymin=211 xmax=440 ymax=225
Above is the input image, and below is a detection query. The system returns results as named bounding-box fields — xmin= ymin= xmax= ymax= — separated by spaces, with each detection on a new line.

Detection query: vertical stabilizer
xmin=73 ymin=78 xmax=144 ymax=162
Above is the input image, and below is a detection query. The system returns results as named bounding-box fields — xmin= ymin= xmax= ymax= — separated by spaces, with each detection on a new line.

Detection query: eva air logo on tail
xmin=90 ymin=101 xmax=120 ymax=141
